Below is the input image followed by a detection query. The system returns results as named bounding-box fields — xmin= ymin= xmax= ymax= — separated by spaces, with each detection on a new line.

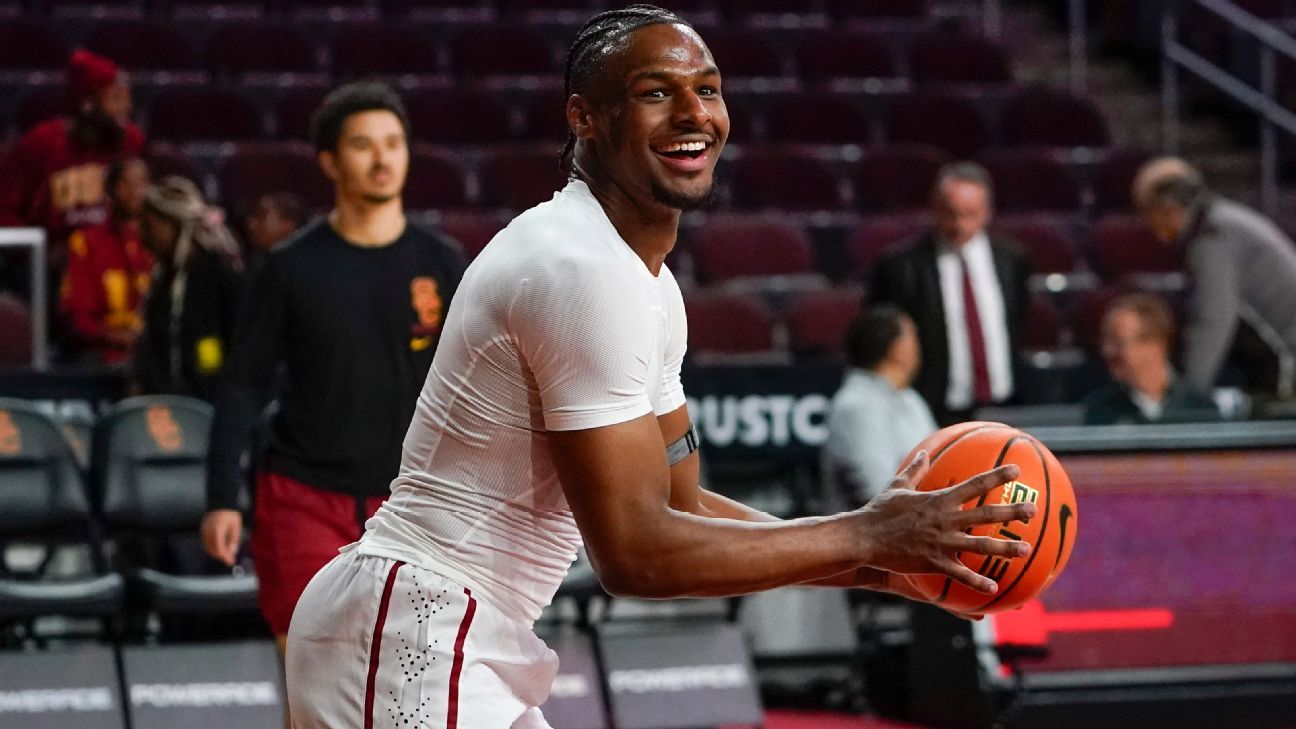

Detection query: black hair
xmin=309 ymin=81 xmax=411 ymax=154
xmin=255 ymin=191 xmax=308 ymax=227
xmin=559 ymin=4 xmax=690 ymax=173
xmin=105 ymin=156 xmax=146 ymax=194
xmin=845 ymin=305 xmax=908 ymax=370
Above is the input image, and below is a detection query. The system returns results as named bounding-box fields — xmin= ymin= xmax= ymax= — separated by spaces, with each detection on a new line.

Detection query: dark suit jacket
xmin=1081 ymin=379 xmax=1222 ymax=425
xmin=869 ymin=231 xmax=1031 ymax=425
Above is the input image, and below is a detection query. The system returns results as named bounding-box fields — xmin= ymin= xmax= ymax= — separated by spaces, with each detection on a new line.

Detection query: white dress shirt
xmin=935 ymin=232 xmax=1014 ymax=410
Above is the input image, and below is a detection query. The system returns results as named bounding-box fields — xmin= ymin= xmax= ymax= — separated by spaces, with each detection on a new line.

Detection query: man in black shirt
xmin=200 ymin=82 xmax=465 ymax=657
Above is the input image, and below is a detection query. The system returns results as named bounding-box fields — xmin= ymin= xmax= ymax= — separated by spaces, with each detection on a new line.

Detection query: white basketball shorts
xmin=286 ymin=548 xmax=559 ymax=728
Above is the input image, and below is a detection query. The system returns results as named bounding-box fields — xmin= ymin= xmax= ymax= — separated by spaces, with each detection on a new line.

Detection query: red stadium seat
xmin=0 ymin=292 xmax=32 ymax=367
xmin=1023 ymin=291 xmax=1063 ymax=350
xmin=992 ymin=214 xmax=1081 ymax=275
xmin=16 ymin=86 xmax=65 ymax=134
xmin=690 ymin=217 xmax=815 ymax=283
xmin=763 ymin=94 xmax=871 ymax=146
xmin=449 ymin=27 xmax=555 ymax=79
xmin=845 ymin=213 xmax=927 ymax=280
xmin=1093 ymin=148 xmax=1153 ymax=214
xmin=405 ymin=147 xmax=469 ymax=211
xmin=796 ymin=31 xmax=898 ymax=84
xmin=148 ymin=88 xmax=264 ymax=142
xmin=332 ymin=23 xmax=440 ymax=77
xmin=717 ymin=0 xmax=822 ymax=21
xmin=437 ymin=211 xmax=505 ymax=260
xmin=0 ymin=19 xmax=68 ymax=71
xmin=218 ymin=143 xmax=334 ymax=215
xmin=728 ymin=151 xmax=843 ymax=211
xmin=852 ymin=144 xmax=949 ymax=212
xmin=207 ymin=22 xmax=318 ymax=75
xmin=274 ymin=86 xmax=329 ymax=142
xmin=84 ymin=20 xmax=197 ymax=71
xmin=979 ymin=151 xmax=1083 ymax=213
xmin=1088 ymin=215 xmax=1182 ymax=281
xmin=884 ymin=93 xmax=989 ymax=159
xmin=786 ymin=287 xmax=865 ymax=358
xmin=999 ymin=86 xmax=1110 ymax=150
xmin=144 ymin=145 xmax=203 ymax=186
xmin=701 ymin=29 xmax=784 ymax=80
xmin=910 ymin=33 xmax=1012 ymax=86
xmin=405 ymin=88 xmax=512 ymax=145
xmin=477 ymin=148 xmax=567 ymax=211
xmin=520 ymin=89 xmax=568 ymax=143
xmin=824 ymin=0 xmax=926 ymax=22
xmin=684 ymin=291 xmax=778 ymax=356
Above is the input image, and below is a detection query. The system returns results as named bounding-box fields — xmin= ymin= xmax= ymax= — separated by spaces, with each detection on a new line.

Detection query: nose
xmin=673 ymin=90 xmax=711 ymax=128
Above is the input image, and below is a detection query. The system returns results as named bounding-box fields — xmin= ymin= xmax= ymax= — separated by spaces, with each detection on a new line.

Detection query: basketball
xmin=898 ymin=422 xmax=1078 ymax=615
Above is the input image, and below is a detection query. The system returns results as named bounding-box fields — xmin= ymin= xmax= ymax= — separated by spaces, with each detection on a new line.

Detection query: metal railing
xmin=0 ymin=227 xmax=48 ymax=371
xmin=1161 ymin=0 xmax=1296 ymax=216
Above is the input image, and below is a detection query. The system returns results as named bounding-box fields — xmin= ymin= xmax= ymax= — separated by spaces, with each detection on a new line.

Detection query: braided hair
xmin=559 ymin=4 xmax=690 ymax=174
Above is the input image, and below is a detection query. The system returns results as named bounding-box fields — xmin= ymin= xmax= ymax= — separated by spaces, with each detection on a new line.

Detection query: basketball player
xmin=286 ymin=7 xmax=1035 ymax=728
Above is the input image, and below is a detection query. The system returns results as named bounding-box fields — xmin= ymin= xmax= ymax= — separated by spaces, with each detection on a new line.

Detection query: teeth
xmin=657 ymin=141 xmax=708 ymax=153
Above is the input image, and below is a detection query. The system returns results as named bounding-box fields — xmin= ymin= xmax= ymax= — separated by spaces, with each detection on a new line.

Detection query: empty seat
xmin=207 ymin=22 xmax=318 ymax=76
xmin=274 ymin=86 xmax=329 ymax=142
xmin=1023 ymin=291 xmax=1063 ymax=350
xmin=825 ymin=0 xmax=926 ymax=22
xmin=999 ymin=86 xmax=1110 ymax=149
xmin=684 ymin=291 xmax=777 ymax=355
xmin=690 ymin=218 xmax=815 ymax=283
xmin=0 ymin=399 xmax=124 ymax=624
xmin=764 ymin=94 xmax=871 ymax=145
xmin=846 ymin=213 xmax=927 ymax=280
xmin=0 ymin=293 xmax=32 ymax=367
xmin=218 ymin=143 xmax=334 ymax=214
xmin=148 ymin=88 xmax=263 ymax=142
xmin=477 ymin=148 xmax=567 ymax=211
xmin=1093 ymin=148 xmax=1152 ymax=213
xmin=992 ymin=214 xmax=1081 ymax=275
xmin=718 ymin=0 xmax=822 ymax=20
xmin=0 ymin=18 xmax=68 ymax=71
xmin=405 ymin=147 xmax=469 ymax=211
xmin=796 ymin=31 xmax=897 ymax=84
xmin=520 ymin=89 xmax=569 ymax=143
xmin=437 ymin=211 xmax=505 ymax=260
xmin=910 ymin=33 xmax=1012 ymax=86
xmin=15 ymin=85 xmax=64 ymax=134
xmin=729 ymin=151 xmax=843 ymax=210
xmin=786 ymin=287 xmax=865 ymax=358
xmin=885 ymin=94 xmax=989 ymax=159
xmin=143 ymin=145 xmax=203 ymax=185
xmin=1088 ymin=215 xmax=1182 ymax=281
xmin=853 ymin=144 xmax=948 ymax=212
xmin=332 ymin=23 xmax=439 ymax=77
xmin=701 ymin=29 xmax=784 ymax=79
xmin=449 ymin=27 xmax=555 ymax=79
xmin=405 ymin=88 xmax=512 ymax=145
xmin=84 ymin=20 xmax=197 ymax=71
xmin=979 ymin=151 xmax=1083 ymax=213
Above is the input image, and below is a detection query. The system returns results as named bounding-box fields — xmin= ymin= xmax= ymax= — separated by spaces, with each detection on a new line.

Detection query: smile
xmin=652 ymin=139 xmax=713 ymax=172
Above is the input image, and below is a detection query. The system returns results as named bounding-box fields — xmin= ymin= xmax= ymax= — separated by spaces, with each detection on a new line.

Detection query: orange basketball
xmin=897 ymin=422 xmax=1078 ymax=614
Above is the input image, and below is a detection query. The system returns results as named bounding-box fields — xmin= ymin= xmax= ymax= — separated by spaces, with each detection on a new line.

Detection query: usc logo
xmin=145 ymin=407 xmax=183 ymax=452
xmin=409 ymin=277 xmax=443 ymax=351
xmin=0 ymin=411 xmax=21 ymax=455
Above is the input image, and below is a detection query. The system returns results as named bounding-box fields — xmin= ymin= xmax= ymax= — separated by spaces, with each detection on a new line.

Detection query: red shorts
xmin=250 ymin=471 xmax=386 ymax=635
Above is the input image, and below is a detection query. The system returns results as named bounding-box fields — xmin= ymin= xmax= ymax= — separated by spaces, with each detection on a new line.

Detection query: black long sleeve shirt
xmin=206 ymin=219 xmax=465 ymax=511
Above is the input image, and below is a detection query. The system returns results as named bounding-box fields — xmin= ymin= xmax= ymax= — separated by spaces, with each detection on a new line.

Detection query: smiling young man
xmin=200 ymin=82 xmax=464 ymax=665
xmin=284 ymin=8 xmax=1034 ymax=729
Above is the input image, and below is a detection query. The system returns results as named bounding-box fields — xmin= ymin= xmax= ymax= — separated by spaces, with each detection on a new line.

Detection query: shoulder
xmin=18 ymin=119 xmax=69 ymax=151
xmin=265 ymin=218 xmax=329 ymax=264
xmin=403 ymin=221 xmax=465 ymax=257
xmin=123 ymin=124 xmax=146 ymax=153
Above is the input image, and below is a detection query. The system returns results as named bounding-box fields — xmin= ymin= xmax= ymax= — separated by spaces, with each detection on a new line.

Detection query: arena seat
xmin=332 ymin=22 xmax=441 ymax=77
xmin=992 ymin=213 xmax=1082 ymax=275
xmin=218 ymin=143 xmax=334 ymax=214
xmin=476 ymin=147 xmax=567 ymax=211
xmin=979 ymin=150 xmax=1084 ymax=213
xmin=0 ymin=399 xmax=124 ymax=628
xmin=84 ymin=19 xmax=197 ymax=71
xmin=405 ymin=88 xmax=513 ymax=145
xmin=90 ymin=396 xmax=258 ymax=622
xmin=824 ymin=0 xmax=927 ymax=23
xmin=728 ymin=151 xmax=843 ymax=211
xmin=1023 ymin=291 xmax=1064 ymax=350
xmin=763 ymin=93 xmax=871 ymax=146
xmin=690 ymin=217 xmax=816 ymax=283
xmin=717 ymin=0 xmax=823 ymax=22
xmin=449 ymin=26 xmax=556 ymax=79
xmin=207 ymin=21 xmax=319 ymax=76
xmin=1088 ymin=214 xmax=1183 ymax=281
xmin=786 ymin=286 xmax=865 ymax=359
xmin=274 ymin=85 xmax=329 ymax=141
xmin=148 ymin=87 xmax=264 ymax=143
xmin=910 ymin=32 xmax=1013 ymax=86
xmin=699 ymin=28 xmax=785 ymax=81
xmin=0 ymin=18 xmax=68 ymax=72
xmin=1093 ymin=148 xmax=1153 ymax=213
xmin=852 ymin=144 xmax=948 ymax=212
xmin=14 ymin=85 xmax=63 ymax=135
xmin=845 ymin=213 xmax=927 ymax=280
xmin=436 ymin=210 xmax=505 ymax=260
xmin=0 ymin=293 xmax=32 ymax=368
xmin=143 ymin=144 xmax=204 ymax=186
xmin=405 ymin=146 xmax=470 ymax=211
xmin=683 ymin=291 xmax=779 ymax=357
xmin=999 ymin=86 xmax=1110 ymax=150
xmin=796 ymin=31 xmax=898 ymax=85
xmin=885 ymin=93 xmax=990 ymax=159
xmin=520 ymin=88 xmax=568 ymax=143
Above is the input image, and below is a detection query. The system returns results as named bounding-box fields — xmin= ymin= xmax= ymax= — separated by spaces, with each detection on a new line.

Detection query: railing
xmin=0 ymin=227 xmax=49 ymax=371
xmin=1161 ymin=0 xmax=1296 ymax=216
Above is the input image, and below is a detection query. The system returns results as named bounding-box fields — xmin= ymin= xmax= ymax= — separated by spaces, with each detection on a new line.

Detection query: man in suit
xmin=870 ymin=162 xmax=1031 ymax=425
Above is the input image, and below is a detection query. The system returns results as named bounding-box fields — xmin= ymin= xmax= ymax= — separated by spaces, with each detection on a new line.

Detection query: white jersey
xmin=357 ymin=179 xmax=688 ymax=623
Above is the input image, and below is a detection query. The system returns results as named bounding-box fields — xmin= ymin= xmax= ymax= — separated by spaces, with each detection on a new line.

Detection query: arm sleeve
xmin=1182 ymin=236 xmax=1241 ymax=391
xmin=510 ymin=259 xmax=654 ymax=432
xmin=58 ymin=229 xmax=106 ymax=344
xmin=0 ymin=138 xmax=38 ymax=225
xmin=656 ymin=276 xmax=688 ymax=416
xmin=205 ymin=255 xmax=286 ymax=511
xmin=824 ymin=400 xmax=897 ymax=504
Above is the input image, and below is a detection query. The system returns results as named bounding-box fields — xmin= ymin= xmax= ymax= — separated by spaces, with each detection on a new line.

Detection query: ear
xmin=317 ymin=150 xmax=339 ymax=182
xmin=567 ymin=94 xmax=596 ymax=141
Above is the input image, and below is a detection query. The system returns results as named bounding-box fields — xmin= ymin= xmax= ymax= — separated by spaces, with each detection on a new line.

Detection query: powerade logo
xmin=608 ymin=664 xmax=750 ymax=694
xmin=687 ymin=395 xmax=829 ymax=448
xmin=0 ymin=688 xmax=114 ymax=713
xmin=131 ymin=682 xmax=279 ymax=708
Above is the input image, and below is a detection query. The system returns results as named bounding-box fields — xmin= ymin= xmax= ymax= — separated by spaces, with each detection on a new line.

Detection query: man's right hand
xmin=200 ymin=509 xmax=243 ymax=566
xmin=852 ymin=452 xmax=1036 ymax=595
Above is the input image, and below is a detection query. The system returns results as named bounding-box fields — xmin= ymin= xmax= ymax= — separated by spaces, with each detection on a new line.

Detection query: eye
xmin=698 ymin=85 xmax=720 ymax=97
xmin=640 ymin=88 xmax=669 ymax=99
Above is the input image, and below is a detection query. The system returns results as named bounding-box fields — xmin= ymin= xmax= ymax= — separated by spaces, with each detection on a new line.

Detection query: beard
xmin=69 ymin=106 xmax=125 ymax=153
xmin=650 ymin=174 xmax=719 ymax=211
xmin=360 ymin=192 xmax=400 ymax=205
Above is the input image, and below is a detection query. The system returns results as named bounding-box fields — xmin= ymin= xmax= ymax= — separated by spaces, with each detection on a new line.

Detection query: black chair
xmin=90 ymin=396 xmax=258 ymax=633
xmin=0 ymin=399 xmax=124 ymax=643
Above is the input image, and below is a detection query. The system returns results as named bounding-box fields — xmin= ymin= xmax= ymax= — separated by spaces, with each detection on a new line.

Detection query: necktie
xmin=961 ymin=252 xmax=992 ymax=405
